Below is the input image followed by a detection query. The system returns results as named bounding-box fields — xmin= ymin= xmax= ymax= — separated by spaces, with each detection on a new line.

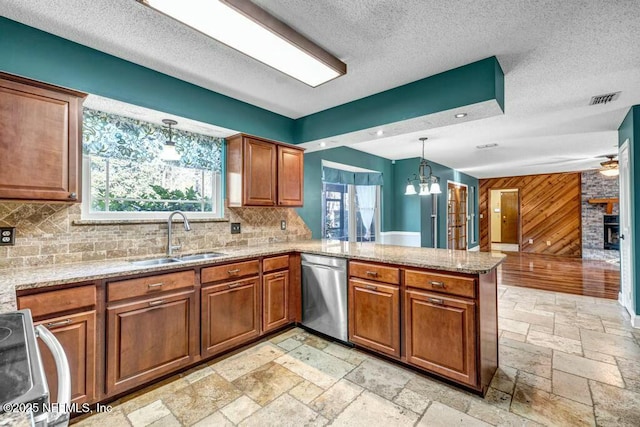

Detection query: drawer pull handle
xmin=148 ymin=282 xmax=164 ymax=288
xmin=428 ymin=298 xmax=444 ymax=305
xmin=45 ymin=319 xmax=71 ymax=328
xmin=227 ymin=282 xmax=244 ymax=289
xmin=365 ymin=284 xmax=378 ymax=290
xmin=274 ymin=273 xmax=285 ymax=278
xmin=148 ymin=300 xmax=165 ymax=307
xmin=430 ymin=281 xmax=445 ymax=288
xmin=228 ymin=269 xmax=241 ymax=275
xmin=365 ymin=271 xmax=379 ymax=277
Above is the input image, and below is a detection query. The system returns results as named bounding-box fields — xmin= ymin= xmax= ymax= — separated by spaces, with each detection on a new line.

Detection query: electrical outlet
xmin=230 ymin=223 xmax=241 ymax=234
xmin=280 ymin=220 xmax=287 ymax=230
xmin=528 ymin=239 xmax=533 ymax=244
xmin=546 ymin=240 xmax=551 ymax=246
xmin=0 ymin=227 xmax=15 ymax=246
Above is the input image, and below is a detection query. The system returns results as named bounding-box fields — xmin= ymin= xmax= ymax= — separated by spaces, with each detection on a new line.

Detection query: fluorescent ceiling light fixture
xmin=140 ymin=0 xmax=346 ymax=87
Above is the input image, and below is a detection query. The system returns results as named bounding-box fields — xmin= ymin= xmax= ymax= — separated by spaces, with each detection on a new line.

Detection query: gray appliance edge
xmin=300 ymin=254 xmax=348 ymax=343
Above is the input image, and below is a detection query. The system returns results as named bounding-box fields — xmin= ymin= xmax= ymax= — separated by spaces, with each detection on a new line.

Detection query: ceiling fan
xmin=599 ymin=155 xmax=619 ymax=177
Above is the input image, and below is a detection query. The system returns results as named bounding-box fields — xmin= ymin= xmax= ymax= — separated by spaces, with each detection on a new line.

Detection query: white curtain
xmin=355 ymin=185 xmax=377 ymax=240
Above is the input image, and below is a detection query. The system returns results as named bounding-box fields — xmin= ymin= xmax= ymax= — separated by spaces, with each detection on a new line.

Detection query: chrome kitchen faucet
xmin=167 ymin=211 xmax=191 ymax=257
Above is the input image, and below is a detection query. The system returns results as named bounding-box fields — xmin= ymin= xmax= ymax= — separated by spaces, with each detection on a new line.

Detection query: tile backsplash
xmin=0 ymin=203 xmax=311 ymax=269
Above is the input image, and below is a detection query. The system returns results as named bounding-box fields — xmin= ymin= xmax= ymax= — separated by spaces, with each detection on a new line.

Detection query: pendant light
xmin=160 ymin=119 xmax=181 ymax=161
xmin=599 ymin=155 xmax=619 ymax=177
xmin=404 ymin=137 xmax=441 ymax=196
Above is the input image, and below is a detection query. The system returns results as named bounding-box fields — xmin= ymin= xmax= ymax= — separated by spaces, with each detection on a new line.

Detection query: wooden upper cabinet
xmin=277 ymin=146 xmax=304 ymax=206
xmin=0 ymin=72 xmax=86 ymax=202
xmin=226 ymin=133 xmax=304 ymax=207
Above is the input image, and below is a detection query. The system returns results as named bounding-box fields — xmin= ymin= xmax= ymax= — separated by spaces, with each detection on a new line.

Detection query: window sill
xmin=73 ymin=217 xmax=229 ymax=226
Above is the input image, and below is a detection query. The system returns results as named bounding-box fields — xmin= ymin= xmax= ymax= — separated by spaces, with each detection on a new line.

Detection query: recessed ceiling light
xmin=455 ymin=113 xmax=467 ymax=118
xmin=319 ymin=141 xmax=326 ymax=147
xmin=476 ymin=143 xmax=499 ymax=149
xmin=376 ymin=130 xmax=384 ymax=136
xmin=140 ymin=0 xmax=346 ymax=87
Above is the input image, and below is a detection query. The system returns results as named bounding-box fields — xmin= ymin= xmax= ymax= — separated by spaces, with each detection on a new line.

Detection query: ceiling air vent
xmin=589 ymin=92 xmax=620 ymax=105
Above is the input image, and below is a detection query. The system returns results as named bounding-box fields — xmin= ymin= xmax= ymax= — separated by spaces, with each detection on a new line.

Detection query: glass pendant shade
xmin=430 ymin=181 xmax=442 ymax=194
xmin=160 ymin=143 xmax=181 ymax=161
xmin=405 ymin=182 xmax=417 ymax=195
xmin=419 ymin=183 xmax=430 ymax=196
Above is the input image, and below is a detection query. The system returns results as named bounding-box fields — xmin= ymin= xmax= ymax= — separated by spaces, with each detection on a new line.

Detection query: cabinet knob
xmin=69 ymin=192 xmax=77 ymax=200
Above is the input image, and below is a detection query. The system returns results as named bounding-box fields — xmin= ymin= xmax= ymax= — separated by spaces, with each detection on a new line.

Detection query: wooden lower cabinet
xmin=106 ymin=290 xmax=197 ymax=395
xmin=201 ymin=277 xmax=261 ymax=357
xmin=262 ymin=271 xmax=289 ymax=333
xmin=348 ymin=278 xmax=400 ymax=357
xmin=35 ymin=310 xmax=96 ymax=404
xmin=405 ymin=288 xmax=477 ymax=387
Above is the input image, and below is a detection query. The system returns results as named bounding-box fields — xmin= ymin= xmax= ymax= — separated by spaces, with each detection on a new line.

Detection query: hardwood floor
xmin=496 ymin=251 xmax=620 ymax=299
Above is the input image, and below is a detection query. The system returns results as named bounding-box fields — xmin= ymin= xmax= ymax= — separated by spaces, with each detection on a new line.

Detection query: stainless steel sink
xmin=179 ymin=252 xmax=226 ymax=261
xmin=130 ymin=257 xmax=182 ymax=266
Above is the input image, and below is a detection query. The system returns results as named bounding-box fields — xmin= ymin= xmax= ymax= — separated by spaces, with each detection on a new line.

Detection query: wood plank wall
xmin=479 ymin=173 xmax=582 ymax=257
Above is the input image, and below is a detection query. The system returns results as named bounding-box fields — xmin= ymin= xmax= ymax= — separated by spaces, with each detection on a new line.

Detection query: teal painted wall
xmin=392 ymin=159 xmax=422 ymax=232
xmin=618 ymin=106 xmax=640 ymax=315
xmin=392 ymin=159 xmax=479 ymax=248
xmin=293 ymin=57 xmax=505 ymax=143
xmin=0 ymin=17 xmax=295 ymax=142
xmin=299 ymin=147 xmax=394 ymax=239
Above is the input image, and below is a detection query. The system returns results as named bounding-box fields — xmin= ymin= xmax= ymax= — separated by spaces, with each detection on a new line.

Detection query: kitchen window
xmin=81 ymin=109 xmax=224 ymax=220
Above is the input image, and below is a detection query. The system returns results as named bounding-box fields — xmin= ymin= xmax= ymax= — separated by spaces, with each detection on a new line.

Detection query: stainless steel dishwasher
xmin=301 ymin=253 xmax=348 ymax=343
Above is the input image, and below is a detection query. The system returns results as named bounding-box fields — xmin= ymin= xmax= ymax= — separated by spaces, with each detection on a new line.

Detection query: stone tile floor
xmin=74 ymin=285 xmax=640 ymax=426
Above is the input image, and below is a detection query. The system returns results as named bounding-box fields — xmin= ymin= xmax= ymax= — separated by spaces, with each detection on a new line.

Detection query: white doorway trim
xmin=618 ymin=139 xmax=636 ymax=324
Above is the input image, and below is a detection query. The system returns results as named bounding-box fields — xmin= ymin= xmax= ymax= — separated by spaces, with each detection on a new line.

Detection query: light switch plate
xmin=280 ymin=220 xmax=286 ymax=230
xmin=231 ymin=223 xmax=241 ymax=234
xmin=0 ymin=227 xmax=16 ymax=246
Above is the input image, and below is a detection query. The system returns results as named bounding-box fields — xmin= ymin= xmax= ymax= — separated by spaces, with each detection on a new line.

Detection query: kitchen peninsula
xmin=0 ymin=241 xmax=505 ymax=407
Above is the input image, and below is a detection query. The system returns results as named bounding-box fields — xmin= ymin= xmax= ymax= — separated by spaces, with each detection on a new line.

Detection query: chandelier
xmin=404 ymin=137 xmax=441 ymax=196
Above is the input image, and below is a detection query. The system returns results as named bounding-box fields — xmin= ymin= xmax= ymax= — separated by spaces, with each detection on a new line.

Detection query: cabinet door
xmin=0 ymin=75 xmax=83 ymax=202
xmin=405 ymin=289 xmax=477 ymax=387
xmin=35 ymin=310 xmax=96 ymax=405
xmin=106 ymin=290 xmax=197 ymax=395
xmin=348 ymin=278 xmax=400 ymax=357
xmin=202 ymin=277 xmax=260 ymax=357
xmin=263 ymin=271 xmax=289 ymax=333
xmin=277 ymin=146 xmax=304 ymax=207
xmin=243 ymin=137 xmax=276 ymax=206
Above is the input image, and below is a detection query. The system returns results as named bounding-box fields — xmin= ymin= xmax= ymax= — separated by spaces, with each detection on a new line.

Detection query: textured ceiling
xmin=2 ymin=0 xmax=639 ymax=178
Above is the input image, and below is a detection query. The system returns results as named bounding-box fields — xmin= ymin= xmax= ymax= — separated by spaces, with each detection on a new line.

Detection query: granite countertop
xmin=0 ymin=241 xmax=506 ymax=313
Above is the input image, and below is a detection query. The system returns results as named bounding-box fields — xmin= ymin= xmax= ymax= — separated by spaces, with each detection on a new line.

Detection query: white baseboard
xmin=468 ymin=245 xmax=480 ymax=252
xmin=379 ymin=231 xmax=421 ymax=247
xmin=619 ymin=291 xmax=640 ymax=329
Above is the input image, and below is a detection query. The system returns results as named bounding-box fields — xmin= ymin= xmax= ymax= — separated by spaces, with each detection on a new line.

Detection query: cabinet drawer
xmin=108 ymin=270 xmax=195 ymax=303
xmin=18 ymin=285 xmax=96 ymax=318
xmin=404 ymin=270 xmax=476 ymax=298
xmin=349 ymin=261 xmax=400 ymax=285
xmin=263 ymin=255 xmax=289 ymax=273
xmin=202 ymin=260 xmax=259 ymax=284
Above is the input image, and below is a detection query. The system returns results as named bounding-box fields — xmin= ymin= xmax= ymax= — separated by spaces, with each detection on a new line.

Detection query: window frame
xmin=80 ymin=156 xmax=224 ymax=221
